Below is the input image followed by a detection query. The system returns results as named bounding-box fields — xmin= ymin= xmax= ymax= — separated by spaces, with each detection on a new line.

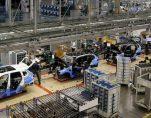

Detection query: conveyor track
xmin=0 ymin=17 xmax=151 ymax=52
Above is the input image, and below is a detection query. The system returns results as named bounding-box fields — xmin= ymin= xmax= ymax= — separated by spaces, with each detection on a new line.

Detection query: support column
xmin=30 ymin=0 xmax=34 ymax=21
xmin=88 ymin=0 xmax=92 ymax=26
xmin=59 ymin=0 xmax=62 ymax=22
xmin=127 ymin=0 xmax=130 ymax=17
xmin=34 ymin=0 xmax=37 ymax=33
xmin=5 ymin=0 xmax=8 ymax=12
xmin=37 ymin=0 xmax=41 ymax=21
xmin=96 ymin=0 xmax=100 ymax=19
xmin=8 ymin=0 xmax=12 ymax=25
xmin=115 ymin=0 xmax=120 ymax=14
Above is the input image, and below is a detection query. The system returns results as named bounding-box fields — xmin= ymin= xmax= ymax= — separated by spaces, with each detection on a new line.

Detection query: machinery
xmin=104 ymin=37 xmax=142 ymax=64
xmin=49 ymin=56 xmax=69 ymax=74
xmin=0 ymin=50 xmax=27 ymax=65
xmin=0 ymin=57 xmax=37 ymax=99
xmin=55 ymin=54 xmax=99 ymax=81
xmin=34 ymin=45 xmax=70 ymax=71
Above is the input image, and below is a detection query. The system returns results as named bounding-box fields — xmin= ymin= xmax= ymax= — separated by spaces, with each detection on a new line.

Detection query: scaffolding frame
xmin=135 ymin=73 xmax=151 ymax=111
xmin=132 ymin=63 xmax=151 ymax=92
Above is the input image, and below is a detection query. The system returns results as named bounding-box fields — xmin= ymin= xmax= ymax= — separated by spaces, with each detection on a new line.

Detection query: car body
xmin=56 ymin=54 xmax=99 ymax=79
xmin=119 ymin=43 xmax=142 ymax=60
xmin=57 ymin=66 xmax=82 ymax=79
xmin=75 ymin=54 xmax=99 ymax=67
xmin=105 ymin=43 xmax=142 ymax=64
xmin=0 ymin=58 xmax=35 ymax=99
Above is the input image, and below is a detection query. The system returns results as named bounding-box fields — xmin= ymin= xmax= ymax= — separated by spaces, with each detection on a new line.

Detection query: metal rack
xmin=0 ymin=50 xmax=27 ymax=65
xmin=132 ymin=63 xmax=151 ymax=92
xmin=116 ymin=56 xmax=131 ymax=85
xmin=135 ymin=73 xmax=151 ymax=111
xmin=60 ymin=86 xmax=98 ymax=112
xmin=92 ymin=79 xmax=120 ymax=118
xmin=84 ymin=68 xmax=105 ymax=91
xmin=8 ymin=86 xmax=99 ymax=118
xmin=12 ymin=50 xmax=27 ymax=64
xmin=84 ymin=68 xmax=117 ymax=90
xmin=9 ymin=92 xmax=79 ymax=118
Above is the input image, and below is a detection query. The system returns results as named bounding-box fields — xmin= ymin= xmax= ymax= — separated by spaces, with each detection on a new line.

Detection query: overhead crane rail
xmin=0 ymin=17 xmax=151 ymax=52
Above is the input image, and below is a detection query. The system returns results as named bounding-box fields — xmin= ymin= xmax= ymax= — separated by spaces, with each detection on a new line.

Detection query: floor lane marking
xmin=34 ymin=83 xmax=52 ymax=94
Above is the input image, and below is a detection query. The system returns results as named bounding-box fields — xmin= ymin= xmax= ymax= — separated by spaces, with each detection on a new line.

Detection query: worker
xmin=72 ymin=57 xmax=78 ymax=74
xmin=71 ymin=42 xmax=76 ymax=52
xmin=29 ymin=61 xmax=41 ymax=85
xmin=144 ymin=36 xmax=149 ymax=55
xmin=81 ymin=61 xmax=89 ymax=83
xmin=144 ymin=57 xmax=150 ymax=64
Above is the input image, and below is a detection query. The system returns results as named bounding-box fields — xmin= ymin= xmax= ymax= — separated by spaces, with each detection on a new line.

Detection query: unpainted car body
xmin=56 ymin=54 xmax=99 ymax=79
xmin=0 ymin=57 xmax=36 ymax=99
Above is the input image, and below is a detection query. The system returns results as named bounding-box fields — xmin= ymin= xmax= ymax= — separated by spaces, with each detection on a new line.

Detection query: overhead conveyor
xmin=0 ymin=17 xmax=150 ymax=53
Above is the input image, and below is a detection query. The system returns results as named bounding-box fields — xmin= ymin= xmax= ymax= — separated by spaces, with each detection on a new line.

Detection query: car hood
xmin=11 ymin=63 xmax=29 ymax=71
xmin=59 ymin=66 xmax=72 ymax=75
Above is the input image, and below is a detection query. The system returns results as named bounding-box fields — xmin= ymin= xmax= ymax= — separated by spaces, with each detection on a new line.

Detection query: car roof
xmin=0 ymin=65 xmax=16 ymax=76
xmin=0 ymin=64 xmax=27 ymax=77
xmin=76 ymin=54 xmax=95 ymax=58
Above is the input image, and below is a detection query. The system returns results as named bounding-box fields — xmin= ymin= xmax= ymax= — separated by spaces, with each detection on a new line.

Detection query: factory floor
xmin=0 ymin=54 xmax=151 ymax=118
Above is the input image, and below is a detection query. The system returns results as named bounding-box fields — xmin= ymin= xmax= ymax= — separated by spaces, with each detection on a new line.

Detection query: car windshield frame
xmin=0 ymin=66 xmax=16 ymax=73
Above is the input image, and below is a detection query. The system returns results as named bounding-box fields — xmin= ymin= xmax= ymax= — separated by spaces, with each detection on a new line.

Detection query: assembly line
xmin=1 ymin=0 xmax=151 ymax=118
xmin=0 ymin=29 xmax=151 ymax=117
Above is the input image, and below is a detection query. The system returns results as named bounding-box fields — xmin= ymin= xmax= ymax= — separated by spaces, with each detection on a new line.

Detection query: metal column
xmin=88 ymin=0 xmax=92 ymax=26
xmin=96 ymin=0 xmax=100 ymax=19
xmin=8 ymin=0 xmax=12 ymax=25
xmin=59 ymin=0 xmax=62 ymax=22
xmin=127 ymin=0 xmax=130 ymax=17
xmin=5 ymin=0 xmax=8 ymax=12
xmin=30 ymin=0 xmax=34 ymax=21
xmin=115 ymin=0 xmax=120 ymax=14
xmin=37 ymin=0 xmax=41 ymax=21
xmin=34 ymin=0 xmax=37 ymax=33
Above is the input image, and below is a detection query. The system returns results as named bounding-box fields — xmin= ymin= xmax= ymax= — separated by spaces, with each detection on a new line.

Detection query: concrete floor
xmin=0 ymin=54 xmax=151 ymax=118
xmin=120 ymin=86 xmax=147 ymax=118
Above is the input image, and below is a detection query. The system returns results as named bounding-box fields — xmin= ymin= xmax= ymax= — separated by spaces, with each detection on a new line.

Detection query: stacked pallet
xmin=84 ymin=68 xmax=105 ymax=91
xmin=116 ymin=56 xmax=131 ymax=84
xmin=92 ymin=79 xmax=120 ymax=118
